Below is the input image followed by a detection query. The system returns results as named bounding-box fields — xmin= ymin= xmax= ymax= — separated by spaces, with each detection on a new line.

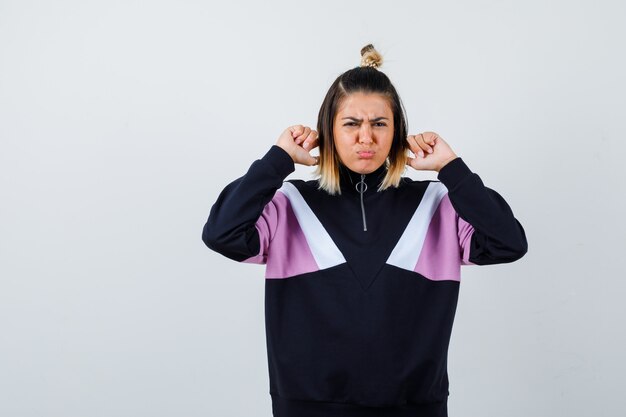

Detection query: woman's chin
xmin=346 ymin=158 xmax=384 ymax=173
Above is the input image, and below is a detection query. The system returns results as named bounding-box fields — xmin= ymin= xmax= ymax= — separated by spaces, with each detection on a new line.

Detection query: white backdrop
xmin=1 ymin=0 xmax=624 ymax=416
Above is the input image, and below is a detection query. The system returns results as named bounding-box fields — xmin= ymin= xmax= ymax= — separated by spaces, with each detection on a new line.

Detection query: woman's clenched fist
xmin=406 ymin=131 xmax=458 ymax=172
xmin=276 ymin=125 xmax=320 ymax=166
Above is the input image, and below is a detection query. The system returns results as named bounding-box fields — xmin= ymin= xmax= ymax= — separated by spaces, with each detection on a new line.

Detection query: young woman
xmin=202 ymin=44 xmax=528 ymax=417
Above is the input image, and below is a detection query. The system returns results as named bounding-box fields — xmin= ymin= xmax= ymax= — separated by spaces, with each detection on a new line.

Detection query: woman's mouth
xmin=357 ymin=151 xmax=375 ymax=159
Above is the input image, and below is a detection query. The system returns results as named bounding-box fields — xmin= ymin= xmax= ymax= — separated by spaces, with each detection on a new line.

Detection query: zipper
xmin=356 ymin=174 xmax=368 ymax=231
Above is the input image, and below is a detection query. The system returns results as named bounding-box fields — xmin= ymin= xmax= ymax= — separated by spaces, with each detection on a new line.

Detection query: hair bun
xmin=360 ymin=43 xmax=383 ymax=69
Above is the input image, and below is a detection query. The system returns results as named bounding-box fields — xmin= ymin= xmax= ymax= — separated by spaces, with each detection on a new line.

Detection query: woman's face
xmin=333 ymin=92 xmax=394 ymax=174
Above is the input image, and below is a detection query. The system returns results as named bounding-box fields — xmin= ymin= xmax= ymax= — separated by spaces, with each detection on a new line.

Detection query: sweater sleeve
xmin=201 ymin=145 xmax=295 ymax=263
xmin=437 ymin=157 xmax=528 ymax=266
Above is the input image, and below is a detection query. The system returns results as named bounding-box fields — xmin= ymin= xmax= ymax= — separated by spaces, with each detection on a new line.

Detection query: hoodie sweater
xmin=202 ymin=145 xmax=528 ymax=417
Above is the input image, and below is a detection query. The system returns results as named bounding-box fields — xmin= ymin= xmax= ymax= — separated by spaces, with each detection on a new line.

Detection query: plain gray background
xmin=1 ymin=0 xmax=624 ymax=416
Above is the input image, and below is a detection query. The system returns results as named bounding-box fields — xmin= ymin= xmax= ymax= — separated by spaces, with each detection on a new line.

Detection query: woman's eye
xmin=344 ymin=122 xmax=386 ymax=127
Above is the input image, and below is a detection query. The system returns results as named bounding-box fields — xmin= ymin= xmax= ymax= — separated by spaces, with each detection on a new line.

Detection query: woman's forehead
xmin=336 ymin=93 xmax=393 ymax=119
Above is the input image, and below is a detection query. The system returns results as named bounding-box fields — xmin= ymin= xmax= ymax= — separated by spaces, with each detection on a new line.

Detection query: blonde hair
xmin=313 ymin=43 xmax=410 ymax=195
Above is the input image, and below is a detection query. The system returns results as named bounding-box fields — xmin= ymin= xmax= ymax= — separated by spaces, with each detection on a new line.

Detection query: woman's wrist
xmin=436 ymin=154 xmax=458 ymax=172
xmin=276 ymin=143 xmax=296 ymax=163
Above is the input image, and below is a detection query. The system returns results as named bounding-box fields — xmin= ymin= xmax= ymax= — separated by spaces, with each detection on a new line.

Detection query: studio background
xmin=1 ymin=0 xmax=624 ymax=416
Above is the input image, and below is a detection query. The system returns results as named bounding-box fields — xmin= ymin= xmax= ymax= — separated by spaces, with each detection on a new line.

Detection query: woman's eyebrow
xmin=341 ymin=117 xmax=389 ymax=122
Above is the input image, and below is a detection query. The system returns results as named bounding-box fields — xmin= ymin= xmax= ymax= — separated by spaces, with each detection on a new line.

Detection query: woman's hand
xmin=406 ymin=131 xmax=458 ymax=172
xmin=276 ymin=125 xmax=320 ymax=166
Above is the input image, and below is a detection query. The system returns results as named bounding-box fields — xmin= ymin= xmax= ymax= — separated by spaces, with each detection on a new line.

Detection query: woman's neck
xmin=338 ymin=162 xmax=388 ymax=194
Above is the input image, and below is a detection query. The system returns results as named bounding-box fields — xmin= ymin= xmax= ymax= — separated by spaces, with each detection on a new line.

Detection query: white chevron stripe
xmin=386 ymin=182 xmax=448 ymax=271
xmin=277 ymin=182 xmax=346 ymax=269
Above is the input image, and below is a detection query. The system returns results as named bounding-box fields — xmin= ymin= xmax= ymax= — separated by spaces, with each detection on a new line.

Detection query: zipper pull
xmin=356 ymin=174 xmax=368 ymax=231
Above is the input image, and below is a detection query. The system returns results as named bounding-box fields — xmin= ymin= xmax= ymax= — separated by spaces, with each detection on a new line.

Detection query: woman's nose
xmin=358 ymin=126 xmax=373 ymax=144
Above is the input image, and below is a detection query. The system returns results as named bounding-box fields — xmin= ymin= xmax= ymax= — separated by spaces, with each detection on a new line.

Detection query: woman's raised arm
xmin=202 ymin=126 xmax=319 ymax=263
xmin=438 ymin=156 xmax=529 ymax=265
xmin=201 ymin=144 xmax=295 ymax=263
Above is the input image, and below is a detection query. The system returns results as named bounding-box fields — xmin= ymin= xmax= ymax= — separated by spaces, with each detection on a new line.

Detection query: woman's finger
xmin=407 ymin=135 xmax=425 ymax=158
xmin=417 ymin=133 xmax=434 ymax=154
xmin=295 ymin=126 xmax=312 ymax=144
xmin=302 ymin=130 xmax=319 ymax=150
xmin=290 ymin=125 xmax=304 ymax=139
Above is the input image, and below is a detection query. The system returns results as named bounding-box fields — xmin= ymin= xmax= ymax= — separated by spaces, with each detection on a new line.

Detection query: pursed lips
xmin=357 ymin=150 xmax=375 ymax=158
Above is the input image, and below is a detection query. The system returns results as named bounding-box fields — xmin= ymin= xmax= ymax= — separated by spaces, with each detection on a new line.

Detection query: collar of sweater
xmin=338 ymin=162 xmax=388 ymax=195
